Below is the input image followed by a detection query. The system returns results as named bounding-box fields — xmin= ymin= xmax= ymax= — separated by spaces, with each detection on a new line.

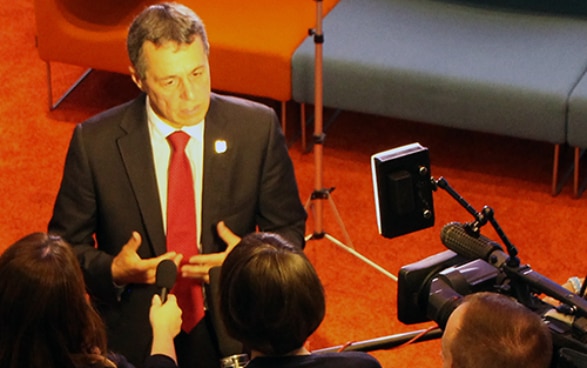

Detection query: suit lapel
xmin=201 ymin=95 xmax=232 ymax=250
xmin=117 ymin=96 xmax=167 ymax=256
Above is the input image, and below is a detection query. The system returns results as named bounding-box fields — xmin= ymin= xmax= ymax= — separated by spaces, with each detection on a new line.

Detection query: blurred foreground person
xmin=0 ymin=233 xmax=181 ymax=368
xmin=219 ymin=232 xmax=382 ymax=368
xmin=442 ymin=291 xmax=553 ymax=368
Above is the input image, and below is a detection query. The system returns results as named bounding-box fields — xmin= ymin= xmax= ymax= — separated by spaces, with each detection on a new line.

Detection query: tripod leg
xmin=304 ymin=195 xmax=313 ymax=212
xmin=304 ymin=198 xmax=314 ymax=241
xmin=323 ymin=233 xmax=397 ymax=281
xmin=305 ymin=196 xmax=325 ymax=240
xmin=305 ymin=191 xmax=397 ymax=280
xmin=301 ymin=0 xmax=396 ymax=282
xmin=326 ymin=193 xmax=355 ymax=249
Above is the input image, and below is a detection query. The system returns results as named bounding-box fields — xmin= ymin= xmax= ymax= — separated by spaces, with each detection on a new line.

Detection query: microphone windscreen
xmin=440 ymin=222 xmax=502 ymax=260
xmin=156 ymin=259 xmax=177 ymax=289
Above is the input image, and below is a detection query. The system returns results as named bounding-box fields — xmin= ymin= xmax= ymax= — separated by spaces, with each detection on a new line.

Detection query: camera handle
xmin=432 ymin=176 xmax=520 ymax=267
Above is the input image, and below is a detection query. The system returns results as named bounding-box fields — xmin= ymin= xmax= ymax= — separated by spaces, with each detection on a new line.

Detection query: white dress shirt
xmin=146 ymin=97 xmax=205 ymax=251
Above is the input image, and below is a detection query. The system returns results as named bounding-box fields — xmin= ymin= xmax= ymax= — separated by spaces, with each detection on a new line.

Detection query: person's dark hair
xmin=0 ymin=233 xmax=113 ymax=368
xmin=219 ymin=232 xmax=326 ymax=356
xmin=448 ymin=292 xmax=553 ymax=368
xmin=127 ymin=2 xmax=210 ymax=80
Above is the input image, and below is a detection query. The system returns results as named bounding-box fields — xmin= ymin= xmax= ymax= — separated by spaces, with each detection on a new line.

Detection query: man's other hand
xmin=111 ymin=231 xmax=181 ymax=285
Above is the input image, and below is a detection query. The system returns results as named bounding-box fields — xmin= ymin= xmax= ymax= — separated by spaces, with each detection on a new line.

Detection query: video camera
xmin=372 ymin=143 xmax=587 ymax=367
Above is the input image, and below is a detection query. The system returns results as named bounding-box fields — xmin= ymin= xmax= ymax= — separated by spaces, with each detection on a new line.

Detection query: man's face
xmin=131 ymin=37 xmax=211 ymax=128
xmin=441 ymin=302 xmax=467 ymax=368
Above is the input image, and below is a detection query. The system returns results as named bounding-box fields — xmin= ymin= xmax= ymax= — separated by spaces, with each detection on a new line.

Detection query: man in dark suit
xmin=48 ymin=3 xmax=306 ymax=368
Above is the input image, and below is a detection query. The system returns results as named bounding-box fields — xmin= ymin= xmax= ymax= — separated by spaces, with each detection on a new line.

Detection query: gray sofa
xmin=291 ymin=0 xmax=587 ymax=196
xmin=569 ymin=73 xmax=587 ymax=196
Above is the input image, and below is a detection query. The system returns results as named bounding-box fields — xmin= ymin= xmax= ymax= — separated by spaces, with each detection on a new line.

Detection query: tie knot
xmin=167 ymin=131 xmax=191 ymax=152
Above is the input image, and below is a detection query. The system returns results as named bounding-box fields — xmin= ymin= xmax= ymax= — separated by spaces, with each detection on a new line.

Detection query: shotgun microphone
xmin=440 ymin=222 xmax=587 ymax=314
xmin=155 ymin=259 xmax=177 ymax=303
xmin=440 ymin=222 xmax=509 ymax=268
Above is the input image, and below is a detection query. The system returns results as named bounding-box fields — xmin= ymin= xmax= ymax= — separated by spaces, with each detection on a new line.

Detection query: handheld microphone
xmin=155 ymin=259 xmax=177 ymax=303
xmin=440 ymin=221 xmax=509 ymax=268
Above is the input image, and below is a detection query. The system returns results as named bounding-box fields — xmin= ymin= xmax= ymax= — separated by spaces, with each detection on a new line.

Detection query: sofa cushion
xmin=448 ymin=0 xmax=587 ymax=16
xmin=292 ymin=0 xmax=587 ymax=143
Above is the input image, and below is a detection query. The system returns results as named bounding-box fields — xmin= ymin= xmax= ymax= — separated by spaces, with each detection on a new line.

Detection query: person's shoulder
xmin=105 ymin=352 xmax=136 ymax=368
xmin=82 ymin=94 xmax=145 ymax=129
xmin=311 ymin=352 xmax=382 ymax=368
xmin=143 ymin=354 xmax=177 ymax=368
xmin=210 ymin=92 xmax=273 ymax=114
xmin=103 ymin=352 xmax=177 ymax=368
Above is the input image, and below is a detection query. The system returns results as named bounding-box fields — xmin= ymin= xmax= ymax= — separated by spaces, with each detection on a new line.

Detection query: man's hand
xmin=111 ymin=232 xmax=181 ymax=285
xmin=180 ymin=221 xmax=241 ymax=283
xmin=216 ymin=220 xmax=241 ymax=251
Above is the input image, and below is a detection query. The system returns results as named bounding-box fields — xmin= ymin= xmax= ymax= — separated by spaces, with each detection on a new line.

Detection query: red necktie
xmin=166 ymin=131 xmax=204 ymax=332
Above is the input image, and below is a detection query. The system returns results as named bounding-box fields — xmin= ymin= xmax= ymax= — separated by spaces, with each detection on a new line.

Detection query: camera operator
xmin=441 ymin=292 xmax=553 ymax=368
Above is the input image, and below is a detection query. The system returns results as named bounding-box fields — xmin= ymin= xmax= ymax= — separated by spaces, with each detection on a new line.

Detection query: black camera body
xmin=372 ymin=143 xmax=587 ymax=367
xmin=399 ymin=250 xmax=504 ymax=328
xmin=397 ymin=247 xmax=587 ymax=367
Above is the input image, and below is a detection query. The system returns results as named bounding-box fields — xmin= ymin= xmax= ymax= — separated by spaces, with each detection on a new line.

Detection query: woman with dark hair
xmin=219 ymin=232 xmax=382 ymax=368
xmin=0 ymin=232 xmax=181 ymax=368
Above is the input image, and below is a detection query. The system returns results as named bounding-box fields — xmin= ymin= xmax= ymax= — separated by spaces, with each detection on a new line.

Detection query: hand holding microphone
xmin=150 ymin=259 xmax=182 ymax=363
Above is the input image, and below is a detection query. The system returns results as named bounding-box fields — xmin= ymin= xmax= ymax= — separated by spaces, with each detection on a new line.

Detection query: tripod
xmin=304 ymin=0 xmax=396 ymax=281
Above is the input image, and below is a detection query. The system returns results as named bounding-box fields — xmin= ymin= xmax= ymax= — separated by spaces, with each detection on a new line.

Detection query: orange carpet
xmin=3 ymin=1 xmax=587 ymax=367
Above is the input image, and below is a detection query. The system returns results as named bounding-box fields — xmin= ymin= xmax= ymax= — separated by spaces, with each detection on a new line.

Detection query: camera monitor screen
xmin=371 ymin=142 xmax=435 ymax=238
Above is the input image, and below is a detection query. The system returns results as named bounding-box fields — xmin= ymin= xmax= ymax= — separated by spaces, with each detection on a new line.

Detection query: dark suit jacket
xmin=49 ymin=93 xmax=306 ymax=366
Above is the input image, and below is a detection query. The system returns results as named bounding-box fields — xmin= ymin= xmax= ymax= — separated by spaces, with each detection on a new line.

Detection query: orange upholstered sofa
xmin=33 ymin=0 xmax=339 ymax=120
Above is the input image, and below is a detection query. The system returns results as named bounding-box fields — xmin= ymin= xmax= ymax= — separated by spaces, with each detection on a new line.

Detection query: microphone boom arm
xmin=433 ymin=176 xmax=519 ymax=267
xmin=433 ymin=177 xmax=587 ymax=316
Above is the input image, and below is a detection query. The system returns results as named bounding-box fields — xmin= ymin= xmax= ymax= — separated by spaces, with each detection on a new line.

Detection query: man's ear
xmin=129 ymin=66 xmax=144 ymax=91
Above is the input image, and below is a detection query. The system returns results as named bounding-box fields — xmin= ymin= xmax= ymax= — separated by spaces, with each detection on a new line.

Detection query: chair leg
xmin=552 ymin=143 xmax=578 ymax=196
xmin=552 ymin=144 xmax=560 ymax=196
xmin=573 ymin=147 xmax=587 ymax=198
xmin=574 ymin=146 xmax=580 ymax=198
xmin=46 ymin=62 xmax=93 ymax=111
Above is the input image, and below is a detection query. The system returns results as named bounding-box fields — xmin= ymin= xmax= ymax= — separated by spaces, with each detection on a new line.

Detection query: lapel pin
xmin=215 ymin=140 xmax=227 ymax=154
